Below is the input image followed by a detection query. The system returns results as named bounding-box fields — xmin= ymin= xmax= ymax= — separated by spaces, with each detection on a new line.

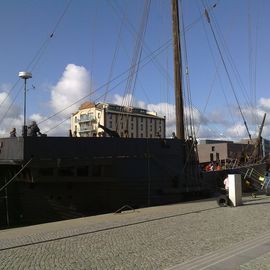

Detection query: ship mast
xmin=172 ymin=0 xmax=185 ymax=139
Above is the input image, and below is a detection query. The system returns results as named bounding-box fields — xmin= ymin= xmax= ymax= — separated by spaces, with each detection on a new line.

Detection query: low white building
xmin=71 ymin=102 xmax=166 ymax=138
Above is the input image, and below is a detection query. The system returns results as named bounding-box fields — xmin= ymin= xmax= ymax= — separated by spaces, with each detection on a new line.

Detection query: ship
xmin=0 ymin=0 xmax=268 ymax=227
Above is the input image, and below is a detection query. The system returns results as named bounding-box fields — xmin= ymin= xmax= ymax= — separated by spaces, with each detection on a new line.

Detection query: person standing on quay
xmin=10 ymin=127 xmax=16 ymax=137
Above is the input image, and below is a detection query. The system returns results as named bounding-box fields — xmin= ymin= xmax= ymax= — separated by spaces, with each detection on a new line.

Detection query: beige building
xmin=197 ymin=139 xmax=255 ymax=165
xmin=71 ymin=102 xmax=165 ymax=138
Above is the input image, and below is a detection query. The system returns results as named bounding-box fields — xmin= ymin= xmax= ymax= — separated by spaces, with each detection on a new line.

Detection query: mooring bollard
xmin=228 ymin=174 xmax=242 ymax=206
xmin=217 ymin=174 xmax=242 ymax=207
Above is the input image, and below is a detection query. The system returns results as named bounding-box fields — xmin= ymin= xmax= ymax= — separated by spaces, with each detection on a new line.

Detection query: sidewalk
xmin=1 ymin=195 xmax=270 ymax=269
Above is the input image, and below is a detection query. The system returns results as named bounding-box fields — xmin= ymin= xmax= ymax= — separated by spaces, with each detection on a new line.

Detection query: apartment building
xmin=71 ymin=102 xmax=165 ymax=138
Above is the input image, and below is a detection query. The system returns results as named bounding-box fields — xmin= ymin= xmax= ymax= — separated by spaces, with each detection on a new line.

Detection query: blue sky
xmin=0 ymin=0 xmax=270 ymax=141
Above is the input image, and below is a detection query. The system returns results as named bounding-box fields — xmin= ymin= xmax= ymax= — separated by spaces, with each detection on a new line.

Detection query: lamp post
xmin=18 ymin=71 xmax=32 ymax=137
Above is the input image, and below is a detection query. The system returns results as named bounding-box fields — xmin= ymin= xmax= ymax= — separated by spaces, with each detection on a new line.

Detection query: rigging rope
xmin=0 ymin=80 xmax=22 ymax=126
xmin=204 ymin=7 xmax=252 ymax=141
xmin=195 ymin=2 xmax=240 ymax=139
xmin=40 ymin=40 xmax=172 ymax=133
xmin=113 ymin=0 xmax=151 ymax=133
xmin=0 ymin=0 xmax=73 ymax=127
xmin=103 ymin=2 xmax=127 ymax=103
xmin=108 ymin=0 xmax=153 ymax=108
xmin=27 ymin=0 xmax=73 ymax=72
xmin=0 ymin=158 xmax=33 ymax=193
xmin=248 ymin=0 xmax=260 ymax=125
xmin=206 ymin=2 xmax=254 ymax=112
xmin=110 ymin=0 xmax=174 ymax=93
xmin=122 ymin=0 xmax=151 ymax=108
xmin=0 ymin=79 xmax=20 ymax=116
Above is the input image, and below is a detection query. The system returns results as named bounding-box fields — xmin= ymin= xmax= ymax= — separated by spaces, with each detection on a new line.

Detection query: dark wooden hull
xmin=0 ymin=137 xmax=203 ymax=227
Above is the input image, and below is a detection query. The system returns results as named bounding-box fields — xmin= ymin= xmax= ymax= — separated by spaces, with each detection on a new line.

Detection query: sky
xmin=0 ymin=0 xmax=270 ymax=141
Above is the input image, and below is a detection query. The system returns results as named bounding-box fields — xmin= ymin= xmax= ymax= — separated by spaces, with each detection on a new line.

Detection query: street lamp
xmin=18 ymin=71 xmax=32 ymax=137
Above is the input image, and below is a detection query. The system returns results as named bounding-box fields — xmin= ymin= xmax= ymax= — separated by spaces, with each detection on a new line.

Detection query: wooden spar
xmin=257 ymin=113 xmax=266 ymax=140
xmin=247 ymin=113 xmax=267 ymax=163
xmin=253 ymin=113 xmax=267 ymax=160
xmin=172 ymin=0 xmax=185 ymax=139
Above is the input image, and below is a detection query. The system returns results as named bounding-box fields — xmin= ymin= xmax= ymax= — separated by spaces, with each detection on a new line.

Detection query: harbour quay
xmin=1 ymin=195 xmax=270 ymax=269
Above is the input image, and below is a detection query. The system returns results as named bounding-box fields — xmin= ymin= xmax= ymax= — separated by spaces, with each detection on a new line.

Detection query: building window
xmin=93 ymin=165 xmax=102 ymax=177
xmin=75 ymin=116 xmax=77 ymax=123
xmin=131 ymin=123 xmax=134 ymax=130
xmin=109 ymin=121 xmax=112 ymax=128
xmin=109 ymin=113 xmax=112 ymax=119
xmin=92 ymin=164 xmax=112 ymax=177
xmin=141 ymin=133 xmax=143 ymax=138
xmin=39 ymin=168 xmax=54 ymax=176
xmin=216 ymin=153 xmax=220 ymax=161
xmin=210 ymin=153 xmax=214 ymax=162
xmin=131 ymin=133 xmax=134 ymax=138
xmin=58 ymin=167 xmax=74 ymax=176
xmin=141 ymin=124 xmax=143 ymax=131
xmin=80 ymin=114 xmax=87 ymax=121
xmin=77 ymin=166 xmax=88 ymax=177
xmin=212 ymin=146 xmax=215 ymax=151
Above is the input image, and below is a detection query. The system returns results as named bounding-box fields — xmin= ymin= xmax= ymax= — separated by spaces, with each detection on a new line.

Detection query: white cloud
xmin=33 ymin=64 xmax=92 ymax=136
xmin=207 ymin=110 xmax=232 ymax=126
xmin=225 ymin=123 xmax=248 ymax=139
xmin=112 ymin=94 xmax=130 ymax=107
xmin=112 ymin=93 xmax=147 ymax=109
xmin=259 ymin=98 xmax=270 ymax=111
xmin=50 ymin=64 xmax=91 ymax=117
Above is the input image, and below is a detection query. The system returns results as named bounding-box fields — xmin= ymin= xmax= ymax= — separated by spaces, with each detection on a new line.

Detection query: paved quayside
xmin=1 ymin=195 xmax=270 ymax=269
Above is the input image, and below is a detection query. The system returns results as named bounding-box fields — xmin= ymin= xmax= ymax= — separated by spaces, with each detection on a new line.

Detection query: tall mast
xmin=172 ymin=0 xmax=185 ymax=139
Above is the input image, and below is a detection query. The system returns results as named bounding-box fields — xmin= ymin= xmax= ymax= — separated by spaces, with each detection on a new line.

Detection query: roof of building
xmin=198 ymin=139 xmax=233 ymax=145
xmin=72 ymin=102 xmax=164 ymax=119
xmin=97 ymin=102 xmax=164 ymax=119
xmin=79 ymin=101 xmax=95 ymax=110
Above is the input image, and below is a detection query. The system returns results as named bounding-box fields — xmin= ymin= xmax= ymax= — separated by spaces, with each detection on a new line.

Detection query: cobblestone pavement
xmin=1 ymin=195 xmax=270 ymax=270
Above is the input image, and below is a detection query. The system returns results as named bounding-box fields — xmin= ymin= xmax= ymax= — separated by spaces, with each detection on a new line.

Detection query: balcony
xmin=78 ymin=115 xmax=96 ymax=123
xmin=80 ymin=126 xmax=93 ymax=132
